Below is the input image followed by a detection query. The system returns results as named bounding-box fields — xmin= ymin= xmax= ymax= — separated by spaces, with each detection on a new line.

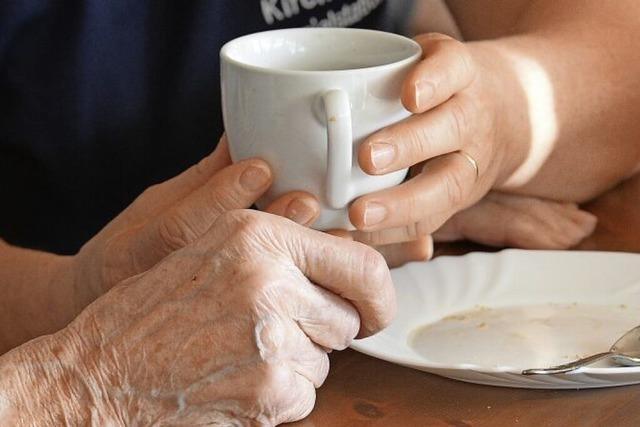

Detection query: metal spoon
xmin=522 ymin=325 xmax=640 ymax=375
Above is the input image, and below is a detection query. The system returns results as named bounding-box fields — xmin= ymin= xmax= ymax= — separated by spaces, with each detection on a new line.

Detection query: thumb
xmin=106 ymin=159 xmax=273 ymax=286
xmin=113 ymin=136 xmax=233 ymax=229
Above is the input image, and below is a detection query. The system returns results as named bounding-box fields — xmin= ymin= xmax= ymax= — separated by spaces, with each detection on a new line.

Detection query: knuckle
xmin=442 ymin=166 xmax=468 ymax=208
xmin=254 ymin=316 xmax=288 ymax=358
xmin=100 ymin=231 xmax=138 ymax=289
xmin=506 ymin=216 xmax=539 ymax=243
xmin=354 ymin=230 xmax=385 ymax=246
xmin=453 ymin=42 xmax=476 ymax=78
xmin=192 ymin=155 xmax=212 ymax=178
xmin=403 ymin=223 xmax=423 ymax=240
xmin=362 ymin=246 xmax=388 ymax=279
xmin=415 ymin=218 xmax=440 ymax=236
xmin=239 ymin=270 xmax=281 ymax=306
xmin=431 ymin=36 xmax=464 ymax=59
xmin=157 ymin=211 xmax=200 ymax=251
xmin=215 ymin=209 xmax=250 ymax=228
xmin=277 ymin=377 xmax=316 ymax=424
xmin=361 ymin=247 xmax=395 ymax=329
xmin=436 ymin=37 xmax=462 ymax=54
xmin=244 ymin=272 xmax=269 ymax=294
xmin=403 ymin=123 xmax=433 ymax=162
xmin=128 ymin=183 xmax=162 ymax=210
xmin=512 ymin=216 xmax=538 ymax=235
xmin=314 ymin=353 xmax=331 ymax=386
xmin=217 ymin=209 xmax=268 ymax=237
xmin=140 ymin=183 xmax=161 ymax=199
xmin=259 ymin=361 xmax=293 ymax=398
xmin=208 ymin=180 xmax=248 ymax=212
xmin=448 ymin=96 xmax=474 ymax=142
xmin=416 ymin=32 xmax=454 ymax=46
xmin=429 ymin=37 xmax=475 ymax=83
xmin=296 ymin=387 xmax=317 ymax=422
xmin=340 ymin=312 xmax=361 ymax=348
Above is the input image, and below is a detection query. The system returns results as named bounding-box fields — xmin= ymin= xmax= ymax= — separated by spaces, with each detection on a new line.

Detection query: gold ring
xmin=456 ymin=150 xmax=479 ymax=182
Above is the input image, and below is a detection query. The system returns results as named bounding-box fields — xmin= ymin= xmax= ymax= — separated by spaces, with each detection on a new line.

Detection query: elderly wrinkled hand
xmin=0 ymin=210 xmax=395 ymax=425
xmin=73 ymin=136 xmax=320 ymax=301
xmin=0 ymin=136 xmax=329 ymax=353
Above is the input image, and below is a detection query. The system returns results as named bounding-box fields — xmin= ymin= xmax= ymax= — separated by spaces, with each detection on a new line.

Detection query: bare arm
xmin=346 ymin=0 xmax=640 ymax=245
xmin=0 ymin=241 xmax=83 ymax=354
xmin=456 ymin=0 xmax=640 ymax=201
xmin=0 ymin=332 xmax=95 ymax=426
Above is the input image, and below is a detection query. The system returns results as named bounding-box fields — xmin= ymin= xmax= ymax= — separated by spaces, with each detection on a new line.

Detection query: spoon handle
xmin=522 ymin=351 xmax=614 ymax=375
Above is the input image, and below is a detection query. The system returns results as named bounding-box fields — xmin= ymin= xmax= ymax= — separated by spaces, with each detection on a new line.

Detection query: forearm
xmin=0 ymin=241 xmax=89 ymax=353
xmin=475 ymin=0 xmax=640 ymax=201
xmin=0 ymin=333 xmax=85 ymax=425
xmin=0 ymin=331 xmax=120 ymax=426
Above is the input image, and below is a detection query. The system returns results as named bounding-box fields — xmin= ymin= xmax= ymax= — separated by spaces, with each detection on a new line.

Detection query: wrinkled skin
xmin=0 ymin=210 xmax=394 ymax=426
xmin=0 ymin=137 xmax=335 ymax=353
xmin=73 ymin=137 xmax=285 ymax=301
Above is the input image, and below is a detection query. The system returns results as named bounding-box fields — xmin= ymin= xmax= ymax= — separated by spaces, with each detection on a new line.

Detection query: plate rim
xmin=351 ymin=249 xmax=640 ymax=377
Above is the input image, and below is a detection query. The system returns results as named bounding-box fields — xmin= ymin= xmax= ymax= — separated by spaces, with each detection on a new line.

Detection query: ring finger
xmin=349 ymin=150 xmax=483 ymax=233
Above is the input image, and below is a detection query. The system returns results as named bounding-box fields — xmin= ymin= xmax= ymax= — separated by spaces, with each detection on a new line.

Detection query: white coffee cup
xmin=221 ymin=28 xmax=421 ymax=230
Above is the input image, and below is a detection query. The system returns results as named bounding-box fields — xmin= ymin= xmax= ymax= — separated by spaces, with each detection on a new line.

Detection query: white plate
xmin=351 ymin=250 xmax=640 ymax=389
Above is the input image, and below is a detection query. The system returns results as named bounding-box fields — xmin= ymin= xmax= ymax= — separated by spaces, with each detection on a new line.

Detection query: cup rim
xmin=220 ymin=28 xmax=422 ymax=76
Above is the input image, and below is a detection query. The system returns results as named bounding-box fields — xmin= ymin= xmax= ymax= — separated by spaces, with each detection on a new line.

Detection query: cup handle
xmin=322 ymin=89 xmax=353 ymax=209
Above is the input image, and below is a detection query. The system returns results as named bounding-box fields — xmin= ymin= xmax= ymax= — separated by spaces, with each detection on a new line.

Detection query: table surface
xmin=291 ymin=174 xmax=640 ymax=427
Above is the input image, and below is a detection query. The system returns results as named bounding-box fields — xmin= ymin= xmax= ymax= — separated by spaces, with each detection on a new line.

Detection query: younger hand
xmin=349 ymin=34 xmax=515 ymax=246
xmin=342 ymin=192 xmax=595 ymax=267
xmin=434 ymin=192 xmax=597 ymax=249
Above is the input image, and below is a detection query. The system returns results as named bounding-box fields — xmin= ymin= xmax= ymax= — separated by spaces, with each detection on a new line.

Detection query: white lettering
xmin=287 ymin=0 xmax=301 ymax=15
xmin=260 ymin=0 xmax=378 ymax=27
xmin=261 ymin=0 xmax=285 ymax=25
xmin=308 ymin=0 xmax=383 ymax=27
xmin=300 ymin=0 xmax=317 ymax=10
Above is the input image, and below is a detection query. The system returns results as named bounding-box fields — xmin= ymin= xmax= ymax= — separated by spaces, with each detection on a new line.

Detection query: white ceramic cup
xmin=221 ymin=28 xmax=422 ymax=230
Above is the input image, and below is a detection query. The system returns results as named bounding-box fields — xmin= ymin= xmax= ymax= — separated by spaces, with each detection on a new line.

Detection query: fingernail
xmin=370 ymin=142 xmax=396 ymax=171
xmin=415 ymin=80 xmax=435 ymax=110
xmin=363 ymin=202 xmax=388 ymax=227
xmin=426 ymin=236 xmax=435 ymax=261
xmin=578 ymin=211 xmax=598 ymax=231
xmin=239 ymin=164 xmax=271 ymax=191
xmin=285 ymin=198 xmax=316 ymax=225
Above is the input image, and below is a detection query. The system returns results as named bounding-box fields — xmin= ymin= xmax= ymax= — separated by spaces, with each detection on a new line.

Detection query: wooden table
xmin=292 ymin=175 xmax=640 ymax=427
